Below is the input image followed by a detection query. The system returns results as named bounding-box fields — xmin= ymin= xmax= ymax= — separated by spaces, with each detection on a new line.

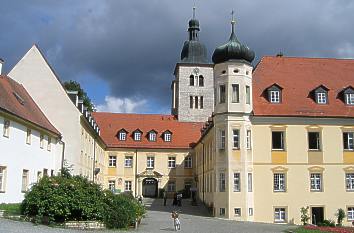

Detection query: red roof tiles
xmin=92 ymin=112 xmax=203 ymax=149
xmin=253 ymin=56 xmax=354 ymax=118
xmin=0 ymin=75 xmax=60 ymax=135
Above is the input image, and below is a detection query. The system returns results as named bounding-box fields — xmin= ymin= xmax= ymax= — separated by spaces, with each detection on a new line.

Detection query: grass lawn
xmin=0 ymin=203 xmax=21 ymax=215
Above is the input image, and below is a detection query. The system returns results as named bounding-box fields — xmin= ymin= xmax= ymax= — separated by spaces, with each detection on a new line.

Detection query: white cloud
xmin=96 ymin=96 xmax=147 ymax=113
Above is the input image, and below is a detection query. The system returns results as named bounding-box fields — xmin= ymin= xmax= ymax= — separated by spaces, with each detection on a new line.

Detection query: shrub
xmin=318 ymin=219 xmax=336 ymax=227
xmin=336 ymin=208 xmax=346 ymax=226
xmin=300 ymin=206 xmax=310 ymax=225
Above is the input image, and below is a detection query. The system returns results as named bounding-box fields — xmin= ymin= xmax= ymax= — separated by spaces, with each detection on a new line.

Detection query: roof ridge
xmin=262 ymin=55 xmax=354 ymax=61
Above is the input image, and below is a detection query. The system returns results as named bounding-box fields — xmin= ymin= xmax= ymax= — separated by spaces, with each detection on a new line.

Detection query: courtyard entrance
xmin=142 ymin=178 xmax=158 ymax=197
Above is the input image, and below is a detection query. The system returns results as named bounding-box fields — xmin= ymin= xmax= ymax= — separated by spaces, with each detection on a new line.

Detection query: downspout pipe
xmin=93 ymin=138 xmax=96 ymax=183
xmin=135 ymin=149 xmax=138 ymax=197
xmin=201 ymin=142 xmax=205 ymax=203
xmin=59 ymin=139 xmax=66 ymax=172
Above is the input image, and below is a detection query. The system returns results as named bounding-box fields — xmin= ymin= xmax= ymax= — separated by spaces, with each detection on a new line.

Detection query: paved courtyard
xmin=0 ymin=198 xmax=296 ymax=233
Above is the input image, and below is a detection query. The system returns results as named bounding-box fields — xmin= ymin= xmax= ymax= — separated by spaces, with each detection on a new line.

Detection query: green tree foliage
xmin=300 ymin=206 xmax=310 ymax=225
xmin=63 ymin=80 xmax=94 ymax=112
xmin=336 ymin=208 xmax=346 ymax=226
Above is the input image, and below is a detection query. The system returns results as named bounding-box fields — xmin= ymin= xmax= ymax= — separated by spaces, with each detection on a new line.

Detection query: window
xmin=125 ymin=181 xmax=132 ymax=191
xmin=232 ymin=84 xmax=240 ymax=103
xmin=219 ymin=85 xmax=226 ymax=103
xmin=47 ymin=137 xmax=51 ymax=151
xmin=3 ymin=119 xmax=10 ymax=137
xmin=200 ymin=96 xmax=204 ymax=109
xmin=234 ymin=208 xmax=241 ymax=216
xmin=26 ymin=128 xmax=31 ymax=144
xmin=118 ymin=130 xmax=127 ymax=141
xmin=167 ymin=181 xmax=176 ymax=192
xmin=346 ymin=173 xmax=354 ymax=191
xmin=40 ymin=134 xmax=44 ymax=149
xmin=233 ymin=129 xmax=239 ymax=149
xmin=343 ymin=132 xmax=354 ymax=150
xmin=22 ymin=170 xmax=29 ymax=192
xmin=37 ymin=171 xmax=42 ymax=182
xmin=199 ymin=75 xmax=204 ymax=87
xmin=219 ymin=172 xmax=226 ymax=192
xmin=220 ymin=208 xmax=226 ymax=216
xmin=134 ymin=131 xmax=142 ymax=141
xmin=149 ymin=131 xmax=157 ymax=141
xmin=310 ymin=173 xmax=322 ymax=191
xmin=43 ymin=169 xmax=48 ymax=177
xmin=220 ymin=130 xmax=225 ymax=149
xmin=346 ymin=93 xmax=354 ymax=105
xmin=109 ymin=156 xmax=117 ymax=167
xmin=189 ymin=75 xmax=194 ymax=86
xmin=233 ymin=173 xmax=240 ymax=192
xmin=274 ymin=208 xmax=286 ymax=222
xmin=190 ymin=96 xmax=193 ymax=109
xmin=348 ymin=207 xmax=354 ymax=221
xmin=308 ymin=132 xmax=321 ymax=150
xmin=274 ymin=173 xmax=286 ymax=192
xmin=125 ymin=156 xmax=133 ymax=168
xmin=195 ymin=96 xmax=198 ymax=109
xmin=316 ymin=92 xmax=327 ymax=104
xmin=272 ymin=131 xmax=285 ymax=150
xmin=147 ymin=156 xmax=155 ymax=169
xmin=249 ymin=208 xmax=254 ymax=216
xmin=164 ymin=132 xmax=172 ymax=142
xmin=248 ymin=173 xmax=253 ymax=192
xmin=0 ymin=167 xmax=6 ymax=192
xmin=246 ymin=130 xmax=251 ymax=149
xmin=108 ymin=180 xmax=116 ymax=192
xmin=184 ymin=156 xmax=192 ymax=168
xmin=246 ymin=85 xmax=251 ymax=104
xmin=168 ymin=157 xmax=176 ymax=168
xmin=270 ymin=91 xmax=280 ymax=103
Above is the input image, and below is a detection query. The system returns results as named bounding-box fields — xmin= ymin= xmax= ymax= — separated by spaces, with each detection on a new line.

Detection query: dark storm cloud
xmin=1 ymin=0 xmax=354 ymax=113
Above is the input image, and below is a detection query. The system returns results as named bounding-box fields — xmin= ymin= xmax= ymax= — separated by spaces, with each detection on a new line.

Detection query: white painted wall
xmin=0 ymin=115 xmax=61 ymax=203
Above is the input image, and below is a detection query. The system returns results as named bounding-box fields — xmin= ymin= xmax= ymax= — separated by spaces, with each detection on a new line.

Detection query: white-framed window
xmin=149 ymin=132 xmax=157 ymax=141
xmin=3 ymin=119 xmax=10 ymax=137
xmin=219 ymin=85 xmax=226 ymax=103
xmin=219 ymin=172 xmax=226 ymax=192
xmin=348 ymin=207 xmax=354 ymax=221
xmin=118 ymin=131 xmax=126 ymax=141
xmin=0 ymin=167 xmax=6 ymax=192
xmin=249 ymin=208 xmax=254 ymax=216
xmin=272 ymin=131 xmax=285 ymax=150
xmin=233 ymin=129 xmax=239 ymax=149
xmin=234 ymin=208 xmax=241 ymax=216
xmin=125 ymin=181 xmax=132 ymax=191
xmin=316 ymin=92 xmax=327 ymax=104
xmin=40 ymin=134 xmax=44 ymax=149
xmin=167 ymin=181 xmax=175 ymax=192
xmin=220 ymin=208 xmax=226 ymax=216
xmin=168 ymin=157 xmax=176 ymax=168
xmin=22 ymin=170 xmax=29 ymax=192
xmin=310 ymin=173 xmax=322 ymax=191
xmin=346 ymin=93 xmax=354 ymax=105
xmin=274 ymin=208 xmax=286 ymax=222
xmin=308 ymin=132 xmax=321 ymax=150
xmin=343 ymin=132 xmax=354 ymax=150
xmin=26 ymin=128 xmax=31 ymax=144
xmin=147 ymin=156 xmax=155 ymax=169
xmin=346 ymin=173 xmax=354 ymax=191
xmin=47 ymin=137 xmax=51 ymax=151
xmin=184 ymin=156 xmax=192 ymax=168
xmin=246 ymin=85 xmax=251 ymax=104
xmin=246 ymin=130 xmax=251 ymax=149
xmin=270 ymin=90 xmax=280 ymax=103
xmin=109 ymin=155 xmax=117 ymax=167
xmin=124 ymin=156 xmax=133 ymax=168
xmin=164 ymin=132 xmax=172 ymax=142
xmin=134 ymin=131 xmax=142 ymax=141
xmin=108 ymin=180 xmax=116 ymax=192
xmin=274 ymin=173 xmax=286 ymax=192
xmin=233 ymin=173 xmax=240 ymax=192
xmin=220 ymin=130 xmax=225 ymax=149
xmin=232 ymin=84 xmax=240 ymax=103
xmin=248 ymin=173 xmax=253 ymax=192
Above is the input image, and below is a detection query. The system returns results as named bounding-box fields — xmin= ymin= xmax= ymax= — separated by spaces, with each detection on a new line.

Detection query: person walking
xmin=163 ymin=190 xmax=167 ymax=206
xmin=171 ymin=211 xmax=181 ymax=231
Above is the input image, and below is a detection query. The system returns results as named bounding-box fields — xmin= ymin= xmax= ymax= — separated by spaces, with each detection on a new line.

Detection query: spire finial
xmin=193 ymin=6 xmax=196 ymax=19
xmin=231 ymin=10 xmax=236 ymax=33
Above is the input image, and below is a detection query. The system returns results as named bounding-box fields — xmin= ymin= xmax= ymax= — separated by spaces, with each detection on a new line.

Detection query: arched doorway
xmin=142 ymin=178 xmax=158 ymax=198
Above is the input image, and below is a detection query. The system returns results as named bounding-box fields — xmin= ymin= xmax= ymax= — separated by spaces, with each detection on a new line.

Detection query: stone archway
xmin=142 ymin=178 xmax=158 ymax=198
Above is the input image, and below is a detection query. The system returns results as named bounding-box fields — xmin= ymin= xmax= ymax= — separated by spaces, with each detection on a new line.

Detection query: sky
xmin=1 ymin=0 xmax=354 ymax=114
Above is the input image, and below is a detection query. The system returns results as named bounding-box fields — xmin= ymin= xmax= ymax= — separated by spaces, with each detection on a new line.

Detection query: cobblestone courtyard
xmin=0 ymin=198 xmax=296 ymax=233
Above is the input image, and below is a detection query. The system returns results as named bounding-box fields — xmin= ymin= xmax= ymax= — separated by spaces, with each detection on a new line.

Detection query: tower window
xmin=189 ymin=75 xmax=194 ymax=86
xmin=195 ymin=96 xmax=198 ymax=109
xmin=232 ymin=84 xmax=240 ymax=103
xmin=200 ymin=96 xmax=204 ymax=109
xmin=246 ymin=86 xmax=251 ymax=104
xmin=219 ymin=85 xmax=226 ymax=103
xmin=190 ymin=96 xmax=193 ymax=109
xmin=199 ymin=75 xmax=204 ymax=87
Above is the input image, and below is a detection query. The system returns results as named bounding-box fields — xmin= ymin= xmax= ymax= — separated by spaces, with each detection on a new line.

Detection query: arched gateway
xmin=142 ymin=178 xmax=158 ymax=197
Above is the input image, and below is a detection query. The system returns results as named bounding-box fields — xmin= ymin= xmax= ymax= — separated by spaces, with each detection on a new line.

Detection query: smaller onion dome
xmin=212 ymin=18 xmax=255 ymax=64
xmin=188 ymin=18 xmax=200 ymax=30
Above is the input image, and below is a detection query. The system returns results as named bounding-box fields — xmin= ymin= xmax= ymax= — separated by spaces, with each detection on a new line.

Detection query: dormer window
xmin=118 ymin=129 xmax=127 ymax=141
xmin=133 ymin=130 xmax=142 ymax=141
xmin=148 ymin=130 xmax=157 ymax=142
xmin=340 ymin=86 xmax=354 ymax=105
xmin=164 ymin=130 xmax=172 ymax=142
xmin=346 ymin=93 xmax=354 ymax=105
xmin=267 ymin=84 xmax=282 ymax=104
xmin=313 ymin=85 xmax=329 ymax=104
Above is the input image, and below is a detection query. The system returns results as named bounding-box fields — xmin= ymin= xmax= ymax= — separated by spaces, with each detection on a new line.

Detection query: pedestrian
xmin=171 ymin=210 xmax=181 ymax=231
xmin=163 ymin=190 xmax=167 ymax=206
xmin=177 ymin=193 xmax=182 ymax=206
xmin=172 ymin=193 xmax=178 ymax=206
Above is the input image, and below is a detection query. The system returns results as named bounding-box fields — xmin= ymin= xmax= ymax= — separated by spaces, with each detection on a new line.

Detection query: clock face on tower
xmin=193 ymin=68 xmax=199 ymax=75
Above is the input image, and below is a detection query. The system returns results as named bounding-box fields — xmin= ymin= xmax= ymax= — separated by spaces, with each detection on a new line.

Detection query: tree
xmin=300 ymin=206 xmax=310 ymax=225
xmin=336 ymin=208 xmax=346 ymax=226
xmin=63 ymin=80 xmax=94 ymax=112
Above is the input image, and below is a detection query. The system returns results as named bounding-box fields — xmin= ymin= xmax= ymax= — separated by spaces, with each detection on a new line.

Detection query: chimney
xmin=0 ymin=58 xmax=4 ymax=75
xmin=66 ymin=90 xmax=79 ymax=106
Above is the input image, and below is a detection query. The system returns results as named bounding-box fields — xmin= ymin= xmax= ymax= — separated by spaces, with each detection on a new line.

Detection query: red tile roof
xmin=253 ymin=56 xmax=354 ymax=118
xmin=0 ymin=75 xmax=60 ymax=135
xmin=92 ymin=112 xmax=203 ymax=149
